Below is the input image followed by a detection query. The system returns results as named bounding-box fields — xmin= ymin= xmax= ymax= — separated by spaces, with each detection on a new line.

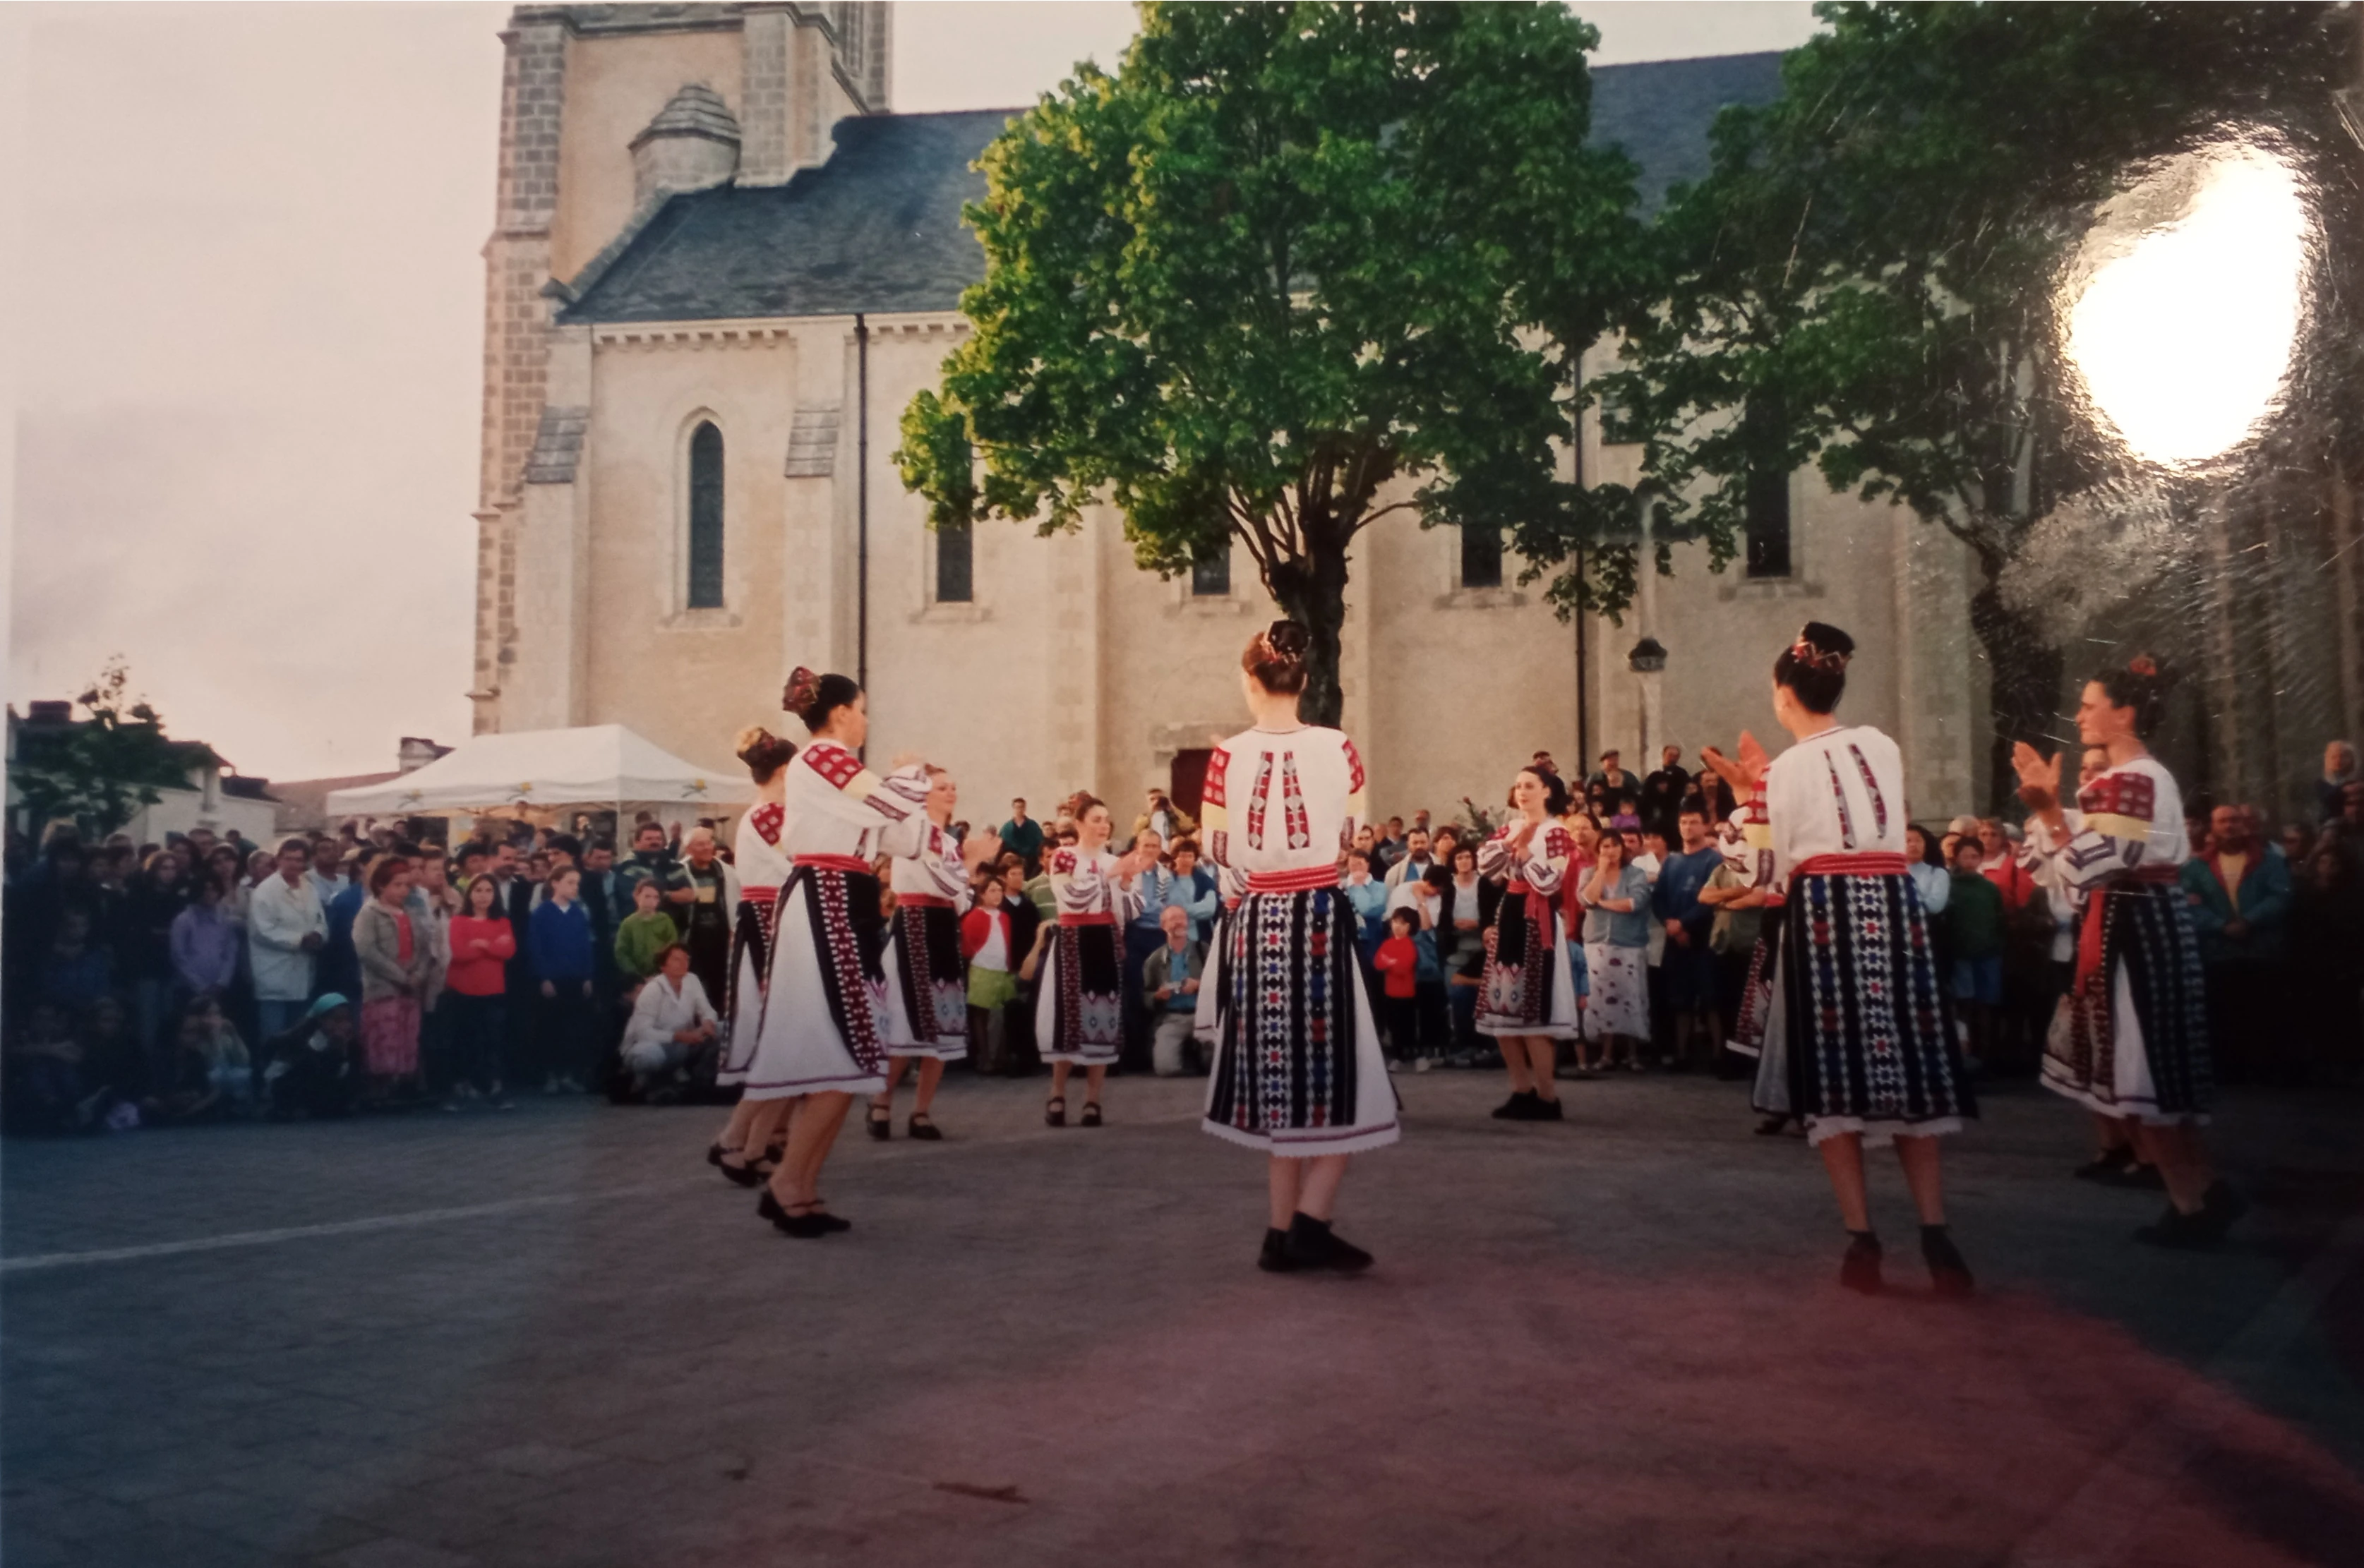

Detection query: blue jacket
xmin=529 ymin=898 xmax=596 ymax=983
xmin=2180 ymin=847 xmax=2290 ymax=965
xmin=322 ymin=882 xmax=368 ymax=999
xmin=1343 ymin=878 xmax=1390 ymax=957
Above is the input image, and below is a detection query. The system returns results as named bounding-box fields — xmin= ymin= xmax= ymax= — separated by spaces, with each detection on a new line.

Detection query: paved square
xmin=4 ymin=1073 xmax=2360 ymax=1567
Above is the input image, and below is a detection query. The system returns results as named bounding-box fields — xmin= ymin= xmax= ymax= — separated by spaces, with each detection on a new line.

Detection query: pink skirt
xmin=361 ymin=996 xmax=421 ymax=1076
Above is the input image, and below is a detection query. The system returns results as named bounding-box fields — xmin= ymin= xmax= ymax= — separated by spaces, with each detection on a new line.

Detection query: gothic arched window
xmin=688 ymin=421 xmax=725 ymax=608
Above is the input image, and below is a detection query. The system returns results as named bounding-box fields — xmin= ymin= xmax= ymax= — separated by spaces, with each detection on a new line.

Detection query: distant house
xmin=5 ymin=701 xmax=282 ymax=847
xmin=270 ymin=737 xmax=453 ymax=835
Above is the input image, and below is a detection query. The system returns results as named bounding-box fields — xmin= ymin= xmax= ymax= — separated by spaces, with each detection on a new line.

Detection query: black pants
xmin=1379 ymin=994 xmax=1421 ymax=1061
xmin=537 ymin=984 xmax=597 ymax=1087
xmin=443 ymin=991 xmax=507 ymax=1093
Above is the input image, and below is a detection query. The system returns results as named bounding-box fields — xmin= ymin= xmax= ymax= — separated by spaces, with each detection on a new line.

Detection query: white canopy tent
xmin=324 ymin=725 xmax=754 ymax=824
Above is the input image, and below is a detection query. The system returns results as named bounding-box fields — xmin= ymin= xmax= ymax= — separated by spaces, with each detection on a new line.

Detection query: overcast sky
xmin=6 ymin=1 xmax=1818 ymax=784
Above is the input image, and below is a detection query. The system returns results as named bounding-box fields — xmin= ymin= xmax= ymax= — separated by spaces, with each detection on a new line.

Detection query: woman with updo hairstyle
xmin=730 ymin=668 xmax=935 ymax=1238
xmin=1194 ymin=621 xmax=1399 ymax=1274
xmin=1033 ymin=792 xmax=1158 ymax=1126
xmin=1701 ymin=622 xmax=1977 ymax=1297
xmin=2015 ymin=654 xmax=2242 ymax=1248
xmin=706 ymin=725 xmax=800 ymax=1184
xmin=1475 ymin=763 xmax=1581 ymax=1118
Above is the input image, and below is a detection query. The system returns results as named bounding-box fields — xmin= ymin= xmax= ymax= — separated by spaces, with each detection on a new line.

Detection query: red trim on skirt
xmin=1244 ymin=866 xmax=1340 ymax=893
xmin=793 ymin=855 xmax=871 ymax=874
xmin=1792 ymin=852 xmax=1909 ymax=878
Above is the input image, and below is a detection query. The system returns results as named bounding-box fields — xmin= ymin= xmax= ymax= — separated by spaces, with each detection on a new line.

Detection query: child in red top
xmin=1373 ymin=908 xmax=1422 ymax=1062
xmin=443 ymin=874 xmax=518 ymax=1109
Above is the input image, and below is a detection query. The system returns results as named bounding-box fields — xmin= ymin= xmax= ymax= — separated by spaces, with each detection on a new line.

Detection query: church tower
xmin=471 ymin=3 xmax=891 ymax=734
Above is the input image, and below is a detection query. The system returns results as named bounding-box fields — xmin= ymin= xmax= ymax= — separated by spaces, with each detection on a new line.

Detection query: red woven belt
xmin=1244 ymin=866 xmax=1340 ymax=894
xmin=1058 ymin=912 xmax=1115 ymax=927
xmin=740 ymin=885 xmax=779 ymax=900
xmin=1792 ymin=852 xmax=1908 ymax=878
xmin=793 ymin=855 xmax=871 ymax=874
xmin=2112 ymin=867 xmax=2183 ymax=886
xmin=896 ymin=893 xmax=955 ymax=908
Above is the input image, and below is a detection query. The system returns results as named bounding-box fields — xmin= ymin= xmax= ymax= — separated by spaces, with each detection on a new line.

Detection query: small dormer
xmin=629 ymin=84 xmax=743 ymax=207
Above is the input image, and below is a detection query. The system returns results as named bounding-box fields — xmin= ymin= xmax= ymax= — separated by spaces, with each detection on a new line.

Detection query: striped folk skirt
xmin=1476 ymin=889 xmax=1580 ymax=1039
xmin=1752 ymin=871 xmax=1973 ymax=1146
xmin=1033 ymin=921 xmax=1124 ymax=1066
xmin=1729 ymin=915 xmax=1784 ymax=1058
xmin=739 ymin=867 xmax=890 ymax=1101
xmin=716 ymin=891 xmax=777 ymax=1087
xmin=2042 ymin=880 xmax=2211 ymax=1124
xmin=881 ymin=902 xmax=971 ymax=1060
xmin=1201 ymin=886 xmax=1400 ymax=1159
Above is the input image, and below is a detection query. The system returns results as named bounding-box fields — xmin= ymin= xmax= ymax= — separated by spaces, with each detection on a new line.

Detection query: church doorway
xmin=1170 ymin=749 xmax=1213 ymax=821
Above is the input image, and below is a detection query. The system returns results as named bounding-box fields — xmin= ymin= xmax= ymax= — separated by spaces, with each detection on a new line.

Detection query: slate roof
xmin=559 ymin=53 xmax=1787 ymax=326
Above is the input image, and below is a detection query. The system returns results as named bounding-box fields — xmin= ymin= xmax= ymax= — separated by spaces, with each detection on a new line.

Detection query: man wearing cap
xmin=1587 ymin=750 xmax=1637 ymax=816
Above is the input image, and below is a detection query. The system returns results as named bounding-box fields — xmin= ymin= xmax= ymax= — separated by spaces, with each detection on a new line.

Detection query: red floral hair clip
xmin=2128 ymin=654 xmax=2158 ymax=678
xmin=1788 ymin=638 xmax=1850 ymax=673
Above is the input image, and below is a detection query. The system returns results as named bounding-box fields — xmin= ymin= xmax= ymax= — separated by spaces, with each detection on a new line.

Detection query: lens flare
xmin=2065 ymin=140 xmax=2311 ymax=468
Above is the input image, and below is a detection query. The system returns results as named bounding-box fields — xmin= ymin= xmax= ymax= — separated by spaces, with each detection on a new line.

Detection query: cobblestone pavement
xmin=4 ymin=1071 xmax=2360 ymax=1568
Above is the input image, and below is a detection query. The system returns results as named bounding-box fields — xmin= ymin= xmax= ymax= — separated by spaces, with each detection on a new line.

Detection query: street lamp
xmin=1628 ymin=637 xmax=1668 ymax=768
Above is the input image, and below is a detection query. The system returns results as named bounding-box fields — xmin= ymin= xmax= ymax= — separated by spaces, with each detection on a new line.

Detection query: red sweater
xmin=961 ymin=907 xmax=1011 ymax=963
xmin=1373 ymin=935 xmax=1420 ymax=999
xmin=445 ymin=915 xmax=516 ymax=996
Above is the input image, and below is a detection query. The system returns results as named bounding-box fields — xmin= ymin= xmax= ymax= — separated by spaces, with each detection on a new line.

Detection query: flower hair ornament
xmin=2128 ymin=654 xmax=2158 ymax=678
xmin=1266 ymin=620 xmax=1310 ymax=656
xmin=782 ymin=666 xmax=822 ymax=714
xmin=1788 ymin=634 xmax=1851 ymax=673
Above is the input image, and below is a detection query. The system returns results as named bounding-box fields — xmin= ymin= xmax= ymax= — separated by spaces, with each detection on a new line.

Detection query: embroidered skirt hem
xmin=1033 ymin=922 xmax=1124 ymax=1066
xmin=1201 ymin=1116 xmax=1402 ymax=1158
xmin=1804 ymin=1114 xmax=1964 ymax=1149
xmin=739 ymin=867 xmax=892 ymax=1102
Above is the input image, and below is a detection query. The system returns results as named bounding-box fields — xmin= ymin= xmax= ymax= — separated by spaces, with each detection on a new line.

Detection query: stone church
xmin=472 ymin=2 xmax=1986 ymax=828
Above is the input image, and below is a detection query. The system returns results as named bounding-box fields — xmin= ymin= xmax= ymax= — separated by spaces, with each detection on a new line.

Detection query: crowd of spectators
xmin=6 ymin=737 xmax=2359 ymax=1135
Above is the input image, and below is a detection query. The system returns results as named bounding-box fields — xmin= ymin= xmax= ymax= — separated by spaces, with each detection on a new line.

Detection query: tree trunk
xmin=1264 ymin=541 xmax=1352 ymax=729
xmin=1969 ymin=557 xmax=2065 ymax=814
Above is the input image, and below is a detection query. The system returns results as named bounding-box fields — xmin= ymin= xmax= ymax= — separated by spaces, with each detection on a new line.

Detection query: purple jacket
xmin=170 ymin=903 xmax=242 ymax=994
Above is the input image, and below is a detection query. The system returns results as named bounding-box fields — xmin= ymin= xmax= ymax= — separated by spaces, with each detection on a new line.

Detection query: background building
xmin=471 ymin=3 xmax=1985 ymax=828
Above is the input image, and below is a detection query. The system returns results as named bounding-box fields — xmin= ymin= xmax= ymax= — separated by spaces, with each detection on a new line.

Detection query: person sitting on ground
xmin=260 ymin=993 xmax=363 ymax=1119
xmin=1141 ymin=904 xmax=1207 ymax=1076
xmin=618 ymin=943 xmax=718 ymax=1103
xmin=6 ymin=1002 xmax=90 ymax=1133
xmin=144 ymin=995 xmax=253 ymax=1123
xmin=612 ymin=877 xmax=678 ymax=992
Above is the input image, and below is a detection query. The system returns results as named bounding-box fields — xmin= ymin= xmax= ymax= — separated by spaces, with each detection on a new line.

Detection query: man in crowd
xmin=1639 ymin=744 xmax=1691 ymax=843
xmin=1652 ymin=805 xmax=1724 ymax=1071
xmin=1142 ymin=904 xmax=1206 ymax=1076
xmin=2183 ymin=801 xmax=2292 ymax=1083
xmin=305 ymin=838 xmax=349 ymax=917
xmin=1587 ymin=750 xmax=1636 ymax=816
xmin=1372 ymin=817 xmax=1408 ymax=874
xmin=2322 ymin=740 xmax=2358 ymax=824
xmin=999 ymin=798 xmax=1046 ymax=877
xmin=676 ymin=827 xmax=737 ymax=1007
xmin=616 ymin=821 xmax=690 ymax=933
xmin=248 ymin=838 xmax=328 ymax=1042
xmin=1384 ymin=827 xmax=1438 ymax=891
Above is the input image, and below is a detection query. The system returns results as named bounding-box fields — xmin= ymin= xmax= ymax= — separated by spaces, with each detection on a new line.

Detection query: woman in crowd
xmin=2014 ymin=656 xmax=2242 ymax=1248
xmin=169 ymin=874 xmax=241 ymax=1007
xmin=1904 ymin=825 xmax=1951 ymax=922
xmin=443 ymin=874 xmax=517 ymax=1110
xmin=622 ymin=943 xmax=719 ymax=1099
xmin=1576 ymin=832 xmax=1652 ymax=1075
xmin=1196 ymin=620 xmax=1398 ymax=1272
xmin=870 ymin=767 xmax=998 ymax=1140
xmin=1036 ymin=796 xmax=1156 ymax=1127
xmin=961 ymin=872 xmax=1020 ymax=1073
xmin=1707 ymin=622 xmax=1975 ymax=1296
xmin=354 ymin=857 xmax=434 ymax=1103
xmin=1475 ymin=767 xmax=1580 ymax=1119
xmin=1433 ymin=848 xmax=1492 ymax=1060
xmin=739 ymin=669 xmax=932 ymax=1238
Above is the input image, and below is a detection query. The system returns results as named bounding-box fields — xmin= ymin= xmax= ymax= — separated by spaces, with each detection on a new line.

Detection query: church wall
xmin=551 ymin=29 xmax=746 ymax=283
xmin=581 ymin=334 xmax=793 ymax=772
xmin=1357 ymin=505 xmax=1583 ymax=829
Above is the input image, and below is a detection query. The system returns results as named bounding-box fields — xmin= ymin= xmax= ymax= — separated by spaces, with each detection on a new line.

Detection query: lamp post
xmin=1628 ymin=636 xmax=1668 ymax=769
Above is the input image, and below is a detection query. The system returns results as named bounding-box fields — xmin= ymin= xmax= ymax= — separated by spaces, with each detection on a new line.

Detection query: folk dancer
xmin=870 ymin=769 xmax=999 ymax=1140
xmin=1196 ymin=622 xmax=1400 ymax=1272
xmin=737 ymin=670 xmax=931 ymax=1238
xmin=1036 ymin=798 xmax=1157 ymax=1126
xmin=2012 ymin=657 xmax=2242 ymax=1247
xmin=709 ymin=727 xmax=795 ymax=1186
xmin=1703 ymin=623 xmax=1976 ymax=1296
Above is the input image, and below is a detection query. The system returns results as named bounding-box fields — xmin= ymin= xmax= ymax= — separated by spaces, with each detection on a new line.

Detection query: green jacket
xmin=614 ymin=910 xmax=678 ymax=980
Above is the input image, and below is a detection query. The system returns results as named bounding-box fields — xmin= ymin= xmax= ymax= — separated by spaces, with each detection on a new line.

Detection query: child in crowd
xmin=530 ymin=866 xmax=597 ymax=1092
xmin=1372 ymin=908 xmax=1424 ymax=1063
xmin=962 ymin=873 xmax=1019 ymax=1072
xmin=613 ymin=878 xmax=677 ymax=993
xmin=1945 ymin=837 xmax=2005 ymax=1068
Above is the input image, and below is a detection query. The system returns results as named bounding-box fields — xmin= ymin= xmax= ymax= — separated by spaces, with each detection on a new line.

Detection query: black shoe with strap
xmin=1256 ymin=1228 xmax=1299 ymax=1273
xmin=1491 ymin=1091 xmax=1537 ymax=1121
xmin=1044 ymin=1096 xmax=1065 ymax=1128
xmin=1080 ymin=1101 xmax=1103 ymax=1128
xmin=1283 ymin=1212 xmax=1374 ymax=1273
xmin=1921 ymin=1224 xmax=1974 ymax=1298
xmin=757 ymin=1188 xmax=828 ymax=1238
xmin=908 ymin=1111 xmax=943 ymax=1142
xmin=1840 ymin=1231 xmax=1883 ymax=1294
xmin=866 ymin=1104 xmax=893 ymax=1140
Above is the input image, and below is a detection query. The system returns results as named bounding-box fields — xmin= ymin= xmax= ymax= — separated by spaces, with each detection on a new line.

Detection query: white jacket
xmin=625 ymin=971 xmax=719 ymax=1055
xmin=248 ymin=874 xmax=327 ymax=1001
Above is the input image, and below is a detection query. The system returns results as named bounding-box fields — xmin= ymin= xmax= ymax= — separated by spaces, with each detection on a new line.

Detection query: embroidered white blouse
xmin=1748 ymin=723 xmax=1911 ymax=888
xmin=1047 ymin=845 xmax=1145 ymax=923
xmin=733 ymin=802 xmax=792 ymax=900
xmin=779 ymin=742 xmax=931 ymax=862
xmin=2025 ymin=755 xmax=2189 ymax=888
xmin=889 ymin=821 xmax=973 ymax=907
xmin=1200 ymin=725 xmax=1369 ymax=879
xmin=1478 ymin=821 xmax=1573 ymax=894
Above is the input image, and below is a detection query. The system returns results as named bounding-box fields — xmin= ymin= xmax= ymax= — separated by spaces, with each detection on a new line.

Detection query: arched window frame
xmin=672 ymin=411 xmax=734 ymax=622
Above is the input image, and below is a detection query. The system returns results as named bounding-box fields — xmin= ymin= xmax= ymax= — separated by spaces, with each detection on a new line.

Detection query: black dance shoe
xmin=1284 ymin=1212 xmax=1374 ymax=1273
xmin=2133 ymin=1203 xmax=2215 ymax=1249
xmin=866 ymin=1104 xmax=893 ymax=1140
xmin=2072 ymin=1146 xmax=2136 ymax=1183
xmin=758 ymin=1189 xmax=829 ymax=1239
xmin=1256 ymin=1228 xmax=1300 ymax=1273
xmin=1920 ymin=1225 xmax=1974 ymax=1298
xmin=1532 ymin=1095 xmax=1564 ymax=1121
xmin=1840 ymin=1231 xmax=1883 ymax=1294
xmin=807 ymin=1204 xmax=853 ymax=1234
xmin=717 ymin=1155 xmax=762 ymax=1189
xmin=1491 ymin=1091 xmax=1537 ymax=1121
xmin=907 ymin=1113 xmax=943 ymax=1142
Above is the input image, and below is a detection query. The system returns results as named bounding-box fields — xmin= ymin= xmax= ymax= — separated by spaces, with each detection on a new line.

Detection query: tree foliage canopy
xmin=13 ymin=661 xmax=205 ymax=837
xmin=897 ymin=0 xmax=1649 ymax=724
xmin=1589 ymin=0 xmax=2354 ymax=800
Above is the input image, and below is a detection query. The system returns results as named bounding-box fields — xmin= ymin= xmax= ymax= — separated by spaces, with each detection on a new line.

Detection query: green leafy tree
xmin=897 ymin=0 xmax=1648 ymax=725
xmin=1590 ymin=1 xmax=2353 ymax=804
xmin=13 ymin=661 xmax=204 ymax=836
